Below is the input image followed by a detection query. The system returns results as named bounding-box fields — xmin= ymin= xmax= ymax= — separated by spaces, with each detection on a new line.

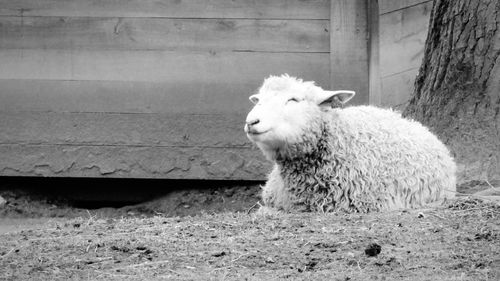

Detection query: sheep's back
xmin=325 ymin=105 xmax=456 ymax=210
xmin=331 ymin=106 xmax=448 ymax=156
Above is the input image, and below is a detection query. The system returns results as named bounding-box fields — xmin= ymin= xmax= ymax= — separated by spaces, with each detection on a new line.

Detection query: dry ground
xmin=0 ymin=180 xmax=499 ymax=280
xmin=0 ymin=198 xmax=499 ymax=280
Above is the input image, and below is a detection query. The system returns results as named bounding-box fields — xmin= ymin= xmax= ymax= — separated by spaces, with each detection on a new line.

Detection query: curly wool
xmin=261 ymin=106 xmax=457 ymax=212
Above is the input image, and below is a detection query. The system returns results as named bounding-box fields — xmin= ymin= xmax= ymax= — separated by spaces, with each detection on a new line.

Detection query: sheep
xmin=244 ymin=74 xmax=456 ymax=212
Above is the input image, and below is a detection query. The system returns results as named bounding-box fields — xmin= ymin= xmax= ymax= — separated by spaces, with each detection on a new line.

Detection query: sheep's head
xmin=244 ymin=74 xmax=355 ymax=160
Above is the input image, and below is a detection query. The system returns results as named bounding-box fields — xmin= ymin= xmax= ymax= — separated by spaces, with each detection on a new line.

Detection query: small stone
xmin=364 ymin=243 xmax=382 ymax=257
xmin=345 ymin=252 xmax=355 ymax=258
xmin=417 ymin=212 xmax=425 ymax=218
xmin=265 ymin=257 xmax=275 ymax=263
xmin=211 ymin=251 xmax=226 ymax=257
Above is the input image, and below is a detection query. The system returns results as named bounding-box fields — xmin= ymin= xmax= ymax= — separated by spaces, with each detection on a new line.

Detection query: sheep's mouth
xmin=246 ymin=129 xmax=270 ymax=137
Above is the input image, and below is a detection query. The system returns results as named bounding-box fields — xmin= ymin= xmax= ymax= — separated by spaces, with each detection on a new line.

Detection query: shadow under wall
xmin=0 ymin=176 xmax=263 ymax=209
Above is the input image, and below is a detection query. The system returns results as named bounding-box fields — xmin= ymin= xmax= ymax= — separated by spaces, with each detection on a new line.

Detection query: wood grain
xmin=0 ymin=0 xmax=329 ymax=19
xmin=0 ymin=112 xmax=251 ymax=148
xmin=379 ymin=1 xmax=432 ymax=77
xmin=0 ymin=144 xmax=270 ymax=180
xmin=330 ymin=0 xmax=369 ymax=105
xmin=368 ymin=0 xmax=382 ymax=106
xmin=0 ymin=17 xmax=329 ymax=52
xmin=0 ymin=49 xmax=330 ymax=82
xmin=0 ymin=79 xmax=257 ymax=114
xmin=0 ymin=0 xmax=332 ymax=180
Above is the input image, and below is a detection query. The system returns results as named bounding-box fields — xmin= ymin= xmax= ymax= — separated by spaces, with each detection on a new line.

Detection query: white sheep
xmin=244 ymin=74 xmax=456 ymax=212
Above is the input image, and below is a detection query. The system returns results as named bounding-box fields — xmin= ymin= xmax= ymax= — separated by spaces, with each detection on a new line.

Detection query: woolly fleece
xmin=246 ymin=75 xmax=456 ymax=212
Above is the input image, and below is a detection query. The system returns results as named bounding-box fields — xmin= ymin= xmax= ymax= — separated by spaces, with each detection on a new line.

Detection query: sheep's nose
xmin=246 ymin=118 xmax=260 ymax=127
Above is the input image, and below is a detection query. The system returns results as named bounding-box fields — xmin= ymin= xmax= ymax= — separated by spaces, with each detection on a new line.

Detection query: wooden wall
xmin=330 ymin=0 xmax=370 ymax=105
xmin=1 ymin=0 xmax=427 ymax=180
xmin=0 ymin=0 xmax=338 ymax=180
xmin=378 ymin=0 xmax=432 ymax=109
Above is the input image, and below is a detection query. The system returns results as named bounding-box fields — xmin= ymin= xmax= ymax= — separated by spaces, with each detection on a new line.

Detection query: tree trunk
xmin=403 ymin=0 xmax=500 ymax=186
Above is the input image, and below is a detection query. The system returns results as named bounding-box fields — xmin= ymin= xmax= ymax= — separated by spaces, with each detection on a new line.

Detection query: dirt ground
xmin=0 ymin=179 xmax=499 ymax=280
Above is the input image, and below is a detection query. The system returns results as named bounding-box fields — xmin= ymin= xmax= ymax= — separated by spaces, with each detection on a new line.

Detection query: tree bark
xmin=403 ymin=0 xmax=500 ymax=186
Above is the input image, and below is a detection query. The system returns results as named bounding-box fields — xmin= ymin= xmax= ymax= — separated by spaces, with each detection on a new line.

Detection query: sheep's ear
xmin=249 ymin=94 xmax=259 ymax=104
xmin=317 ymin=90 xmax=355 ymax=108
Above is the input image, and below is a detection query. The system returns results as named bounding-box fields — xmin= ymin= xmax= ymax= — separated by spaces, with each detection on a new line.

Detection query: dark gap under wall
xmin=0 ymin=176 xmax=263 ymax=214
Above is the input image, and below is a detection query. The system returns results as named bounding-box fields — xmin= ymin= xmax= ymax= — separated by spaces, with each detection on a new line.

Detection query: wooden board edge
xmin=0 ymin=144 xmax=270 ymax=180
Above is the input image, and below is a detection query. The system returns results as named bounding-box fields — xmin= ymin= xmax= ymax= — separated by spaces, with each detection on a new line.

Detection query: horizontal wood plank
xmin=0 ymin=79 xmax=258 ymax=114
xmin=0 ymin=112 xmax=250 ymax=148
xmin=0 ymin=50 xmax=330 ymax=83
xmin=0 ymin=0 xmax=329 ymax=19
xmin=0 ymin=144 xmax=270 ymax=180
xmin=0 ymin=17 xmax=329 ymax=52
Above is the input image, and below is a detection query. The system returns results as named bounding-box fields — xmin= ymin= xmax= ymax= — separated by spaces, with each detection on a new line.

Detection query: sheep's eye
xmin=287 ymin=98 xmax=299 ymax=104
